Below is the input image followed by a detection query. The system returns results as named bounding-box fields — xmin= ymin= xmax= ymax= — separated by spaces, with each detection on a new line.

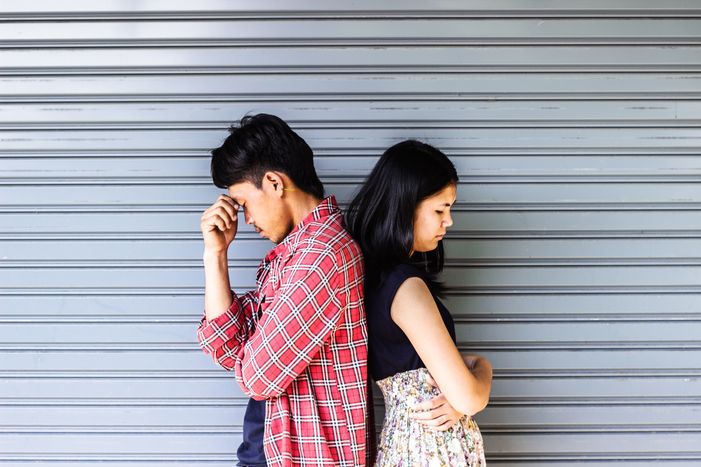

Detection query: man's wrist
xmin=203 ymin=248 xmax=228 ymax=263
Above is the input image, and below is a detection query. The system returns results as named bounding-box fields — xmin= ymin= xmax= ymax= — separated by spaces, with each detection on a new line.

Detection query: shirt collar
xmin=264 ymin=195 xmax=339 ymax=262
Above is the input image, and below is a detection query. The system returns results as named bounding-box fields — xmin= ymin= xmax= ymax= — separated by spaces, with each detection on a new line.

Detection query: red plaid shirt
xmin=197 ymin=196 xmax=368 ymax=467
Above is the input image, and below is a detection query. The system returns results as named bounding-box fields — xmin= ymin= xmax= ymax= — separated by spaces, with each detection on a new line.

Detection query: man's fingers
xmin=218 ymin=194 xmax=237 ymax=207
xmin=201 ymin=213 xmax=232 ymax=232
xmin=212 ymin=216 xmax=227 ymax=232
xmin=201 ymin=209 xmax=236 ymax=229
xmin=213 ymin=206 xmax=237 ymax=227
xmin=203 ymin=196 xmax=239 ymax=217
xmin=200 ymin=213 xmax=224 ymax=231
xmin=215 ymin=197 xmax=238 ymax=219
xmin=203 ymin=199 xmax=238 ymax=218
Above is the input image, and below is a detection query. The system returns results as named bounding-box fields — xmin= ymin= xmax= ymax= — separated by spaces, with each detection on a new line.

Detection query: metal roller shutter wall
xmin=1 ymin=1 xmax=700 ymax=465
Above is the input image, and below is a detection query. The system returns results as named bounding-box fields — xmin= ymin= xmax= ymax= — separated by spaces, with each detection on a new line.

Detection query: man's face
xmin=227 ymin=177 xmax=293 ymax=244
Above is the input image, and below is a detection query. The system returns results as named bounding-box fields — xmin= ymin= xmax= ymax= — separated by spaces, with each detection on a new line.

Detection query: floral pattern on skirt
xmin=375 ymin=368 xmax=486 ymax=467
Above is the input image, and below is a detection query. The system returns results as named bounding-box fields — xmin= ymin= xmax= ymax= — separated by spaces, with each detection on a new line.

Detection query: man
xmin=196 ymin=114 xmax=368 ymax=467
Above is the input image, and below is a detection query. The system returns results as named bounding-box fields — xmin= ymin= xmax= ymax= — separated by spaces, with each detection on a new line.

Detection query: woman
xmin=346 ymin=140 xmax=492 ymax=466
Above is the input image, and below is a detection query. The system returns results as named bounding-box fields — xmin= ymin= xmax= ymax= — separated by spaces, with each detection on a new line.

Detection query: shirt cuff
xmin=197 ymin=294 xmax=245 ymax=351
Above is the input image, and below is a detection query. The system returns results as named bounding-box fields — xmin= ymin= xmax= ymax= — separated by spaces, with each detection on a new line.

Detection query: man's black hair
xmin=211 ymin=113 xmax=324 ymax=199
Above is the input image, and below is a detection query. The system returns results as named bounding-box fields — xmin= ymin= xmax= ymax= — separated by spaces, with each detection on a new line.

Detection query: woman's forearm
xmin=462 ymin=355 xmax=493 ymax=412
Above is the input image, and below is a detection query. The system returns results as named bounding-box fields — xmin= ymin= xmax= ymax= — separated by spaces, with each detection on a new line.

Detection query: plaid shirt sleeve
xmin=236 ymin=246 xmax=344 ymax=400
xmin=198 ymin=245 xmax=345 ymax=401
xmin=197 ymin=290 xmax=260 ymax=371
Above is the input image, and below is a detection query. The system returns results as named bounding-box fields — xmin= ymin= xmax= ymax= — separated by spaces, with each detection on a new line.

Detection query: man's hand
xmin=200 ymin=195 xmax=239 ymax=253
xmin=410 ymin=373 xmax=463 ymax=431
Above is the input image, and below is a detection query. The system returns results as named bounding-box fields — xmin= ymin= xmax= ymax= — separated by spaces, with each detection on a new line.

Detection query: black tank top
xmin=365 ymin=262 xmax=457 ymax=381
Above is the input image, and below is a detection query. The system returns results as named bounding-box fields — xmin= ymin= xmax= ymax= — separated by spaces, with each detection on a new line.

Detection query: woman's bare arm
xmin=391 ymin=277 xmax=492 ymax=416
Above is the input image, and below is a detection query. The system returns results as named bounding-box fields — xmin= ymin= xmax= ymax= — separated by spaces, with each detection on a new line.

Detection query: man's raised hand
xmin=200 ymin=195 xmax=239 ymax=253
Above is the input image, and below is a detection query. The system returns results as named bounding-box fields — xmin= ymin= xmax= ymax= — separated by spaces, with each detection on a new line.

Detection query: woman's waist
xmin=376 ymin=368 xmax=439 ymax=406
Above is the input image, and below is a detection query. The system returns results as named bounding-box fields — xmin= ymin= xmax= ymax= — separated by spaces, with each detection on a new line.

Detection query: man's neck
xmin=289 ymin=193 xmax=324 ymax=227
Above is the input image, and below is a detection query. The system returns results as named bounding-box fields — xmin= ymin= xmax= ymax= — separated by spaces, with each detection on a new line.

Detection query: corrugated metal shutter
xmin=1 ymin=1 xmax=700 ymax=465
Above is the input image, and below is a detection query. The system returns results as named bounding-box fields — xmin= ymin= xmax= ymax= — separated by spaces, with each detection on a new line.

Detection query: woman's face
xmin=412 ymin=184 xmax=457 ymax=253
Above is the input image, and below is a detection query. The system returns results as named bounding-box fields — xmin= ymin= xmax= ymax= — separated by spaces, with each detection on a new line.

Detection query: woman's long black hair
xmin=345 ymin=140 xmax=459 ymax=292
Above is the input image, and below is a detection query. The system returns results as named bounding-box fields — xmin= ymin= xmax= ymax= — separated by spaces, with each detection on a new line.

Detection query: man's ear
xmin=263 ymin=171 xmax=284 ymax=197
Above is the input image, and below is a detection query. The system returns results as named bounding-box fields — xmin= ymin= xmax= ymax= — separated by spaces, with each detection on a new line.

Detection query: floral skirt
xmin=375 ymin=368 xmax=486 ymax=467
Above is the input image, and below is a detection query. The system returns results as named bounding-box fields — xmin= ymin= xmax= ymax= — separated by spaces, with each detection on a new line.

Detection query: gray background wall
xmin=1 ymin=1 xmax=700 ymax=465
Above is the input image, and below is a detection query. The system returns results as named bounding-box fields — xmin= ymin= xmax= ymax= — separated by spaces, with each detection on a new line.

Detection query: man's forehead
xmin=226 ymin=181 xmax=257 ymax=200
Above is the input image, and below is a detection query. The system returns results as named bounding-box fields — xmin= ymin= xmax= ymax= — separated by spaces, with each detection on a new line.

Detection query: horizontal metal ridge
xmin=453 ymin=312 xmax=701 ymax=323
xmin=450 ymin=285 xmax=701 ymax=295
xmin=0 ymin=315 xmax=201 ymax=324
xmin=2 ymin=368 xmax=700 ymax=379
xmin=2 ymin=147 xmax=700 ymax=157
xmin=3 ymin=92 xmax=701 ymax=103
xmin=3 ymin=175 xmax=701 ymax=186
xmin=0 ymin=232 xmax=220 ymax=241
xmin=487 ymin=452 xmax=701 ymax=461
xmin=2 ymin=312 xmax=699 ymax=324
xmin=448 ymin=230 xmax=701 ymax=239
xmin=495 ymin=368 xmax=701 ymax=378
xmin=0 ymin=260 xmax=253 ymax=269
xmin=2 ymin=229 xmax=701 ymax=240
xmin=440 ymin=203 xmax=701 ymax=212
xmin=1 ymin=9 xmax=701 ymax=22
xmin=0 ymin=343 xmax=202 ymax=351
xmin=0 ymin=425 xmax=243 ymax=434
xmin=1 ymin=340 xmax=700 ymax=351
xmin=490 ymin=395 xmax=701 ymax=406
xmin=2 ymin=202 xmax=701 ymax=214
xmin=4 ymin=120 xmax=701 ymax=130
xmin=448 ymin=258 xmax=701 ymax=267
xmin=3 ymin=285 xmax=701 ymax=296
xmin=4 ymin=38 xmax=701 ymax=48
xmin=0 ymin=370 xmax=227 ymax=379
xmin=480 ymin=423 xmax=701 ymax=433
xmin=2 ymin=453 xmax=698 ymax=462
xmin=462 ymin=340 xmax=701 ymax=350
xmin=0 ymin=204 xmax=207 ymax=214
xmin=2 ymin=424 xmax=701 ymax=435
xmin=1 ymin=395 xmax=699 ymax=407
xmin=0 ymin=397 xmax=242 ymax=407
xmin=4 ymin=64 xmax=701 ymax=76
xmin=0 ymin=453 xmax=235 ymax=461
xmin=0 ymin=287 xmax=206 ymax=296
xmin=2 ymin=258 xmax=701 ymax=269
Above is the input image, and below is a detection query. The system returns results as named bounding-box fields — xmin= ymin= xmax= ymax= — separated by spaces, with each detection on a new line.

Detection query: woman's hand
xmin=410 ymin=373 xmax=463 ymax=431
